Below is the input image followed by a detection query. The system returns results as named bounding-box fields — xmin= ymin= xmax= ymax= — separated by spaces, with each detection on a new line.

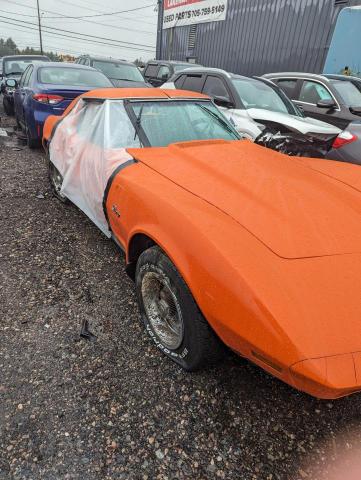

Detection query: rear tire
xmin=3 ymin=97 xmax=13 ymax=116
xmin=135 ymin=246 xmax=224 ymax=371
xmin=48 ymin=157 xmax=69 ymax=204
xmin=25 ymin=123 xmax=40 ymax=149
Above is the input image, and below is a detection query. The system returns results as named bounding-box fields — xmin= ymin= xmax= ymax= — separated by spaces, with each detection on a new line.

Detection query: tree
xmin=0 ymin=37 xmax=63 ymax=61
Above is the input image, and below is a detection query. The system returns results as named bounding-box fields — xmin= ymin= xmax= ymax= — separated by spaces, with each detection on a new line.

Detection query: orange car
xmin=43 ymin=88 xmax=361 ymax=399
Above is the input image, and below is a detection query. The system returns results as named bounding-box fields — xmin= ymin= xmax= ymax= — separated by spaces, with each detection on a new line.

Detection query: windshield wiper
xmin=195 ymin=103 xmax=239 ymax=138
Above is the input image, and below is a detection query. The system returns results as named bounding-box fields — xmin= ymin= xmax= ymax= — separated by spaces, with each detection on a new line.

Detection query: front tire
xmin=25 ymin=123 xmax=40 ymax=149
xmin=136 ymin=246 xmax=224 ymax=371
xmin=48 ymin=158 xmax=69 ymax=204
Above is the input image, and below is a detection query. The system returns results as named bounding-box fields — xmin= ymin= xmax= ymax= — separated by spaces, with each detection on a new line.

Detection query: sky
xmin=0 ymin=0 xmax=159 ymax=62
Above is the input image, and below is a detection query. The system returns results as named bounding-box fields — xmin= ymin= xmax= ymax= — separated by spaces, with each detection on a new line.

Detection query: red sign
xmin=164 ymin=0 xmax=202 ymax=10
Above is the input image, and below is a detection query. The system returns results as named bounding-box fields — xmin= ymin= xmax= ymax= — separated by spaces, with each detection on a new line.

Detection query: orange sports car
xmin=43 ymin=88 xmax=361 ymax=400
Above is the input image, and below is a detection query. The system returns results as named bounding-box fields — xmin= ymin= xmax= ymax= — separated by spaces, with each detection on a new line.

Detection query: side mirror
xmin=213 ymin=95 xmax=234 ymax=108
xmin=317 ymin=98 xmax=336 ymax=109
xmin=5 ymin=78 xmax=17 ymax=88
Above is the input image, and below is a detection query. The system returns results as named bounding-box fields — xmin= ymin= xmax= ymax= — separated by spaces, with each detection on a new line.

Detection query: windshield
xmin=232 ymin=78 xmax=300 ymax=115
xmin=129 ymin=100 xmax=239 ymax=147
xmin=4 ymin=57 xmax=48 ymax=76
xmin=92 ymin=61 xmax=144 ymax=82
xmin=331 ymin=80 xmax=361 ymax=107
xmin=38 ymin=67 xmax=112 ymax=87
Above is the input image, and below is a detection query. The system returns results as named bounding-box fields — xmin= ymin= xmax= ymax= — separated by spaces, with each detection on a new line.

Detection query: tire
xmin=48 ymin=157 xmax=69 ymax=204
xmin=135 ymin=246 xmax=224 ymax=371
xmin=25 ymin=123 xmax=40 ymax=149
xmin=3 ymin=97 xmax=14 ymax=116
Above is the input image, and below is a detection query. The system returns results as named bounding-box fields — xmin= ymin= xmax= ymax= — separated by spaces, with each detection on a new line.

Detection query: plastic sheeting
xmin=49 ymin=99 xmax=141 ymax=237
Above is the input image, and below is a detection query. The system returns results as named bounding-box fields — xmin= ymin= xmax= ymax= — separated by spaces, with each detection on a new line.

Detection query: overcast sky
xmin=0 ymin=0 xmax=158 ymax=61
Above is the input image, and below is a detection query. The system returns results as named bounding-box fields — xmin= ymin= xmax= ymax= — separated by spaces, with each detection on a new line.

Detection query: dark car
xmin=263 ymin=72 xmax=361 ymax=130
xmin=13 ymin=62 xmax=112 ymax=148
xmin=75 ymin=55 xmax=148 ymax=88
xmin=0 ymin=55 xmax=50 ymax=115
xmin=143 ymin=60 xmax=201 ymax=87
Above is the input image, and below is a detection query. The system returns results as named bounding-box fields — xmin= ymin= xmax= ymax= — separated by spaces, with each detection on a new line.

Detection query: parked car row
xmin=1 ymin=54 xmax=360 ymax=162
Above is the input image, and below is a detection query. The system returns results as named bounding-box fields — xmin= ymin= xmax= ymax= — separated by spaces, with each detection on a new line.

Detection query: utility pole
xmin=36 ymin=0 xmax=43 ymax=55
xmin=156 ymin=0 xmax=163 ymax=59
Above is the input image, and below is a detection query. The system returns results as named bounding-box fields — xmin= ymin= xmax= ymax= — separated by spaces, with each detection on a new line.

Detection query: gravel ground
xmin=1 ymin=104 xmax=361 ymax=480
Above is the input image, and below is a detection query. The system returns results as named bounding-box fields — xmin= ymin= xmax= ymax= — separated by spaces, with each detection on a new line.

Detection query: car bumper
xmin=290 ymin=352 xmax=361 ymax=399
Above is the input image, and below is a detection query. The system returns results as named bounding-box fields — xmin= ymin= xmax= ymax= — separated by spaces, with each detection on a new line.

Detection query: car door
xmin=143 ymin=63 xmax=160 ymax=86
xmin=16 ymin=65 xmax=33 ymax=125
xmin=14 ymin=66 xmax=28 ymax=120
xmin=294 ymin=79 xmax=345 ymax=128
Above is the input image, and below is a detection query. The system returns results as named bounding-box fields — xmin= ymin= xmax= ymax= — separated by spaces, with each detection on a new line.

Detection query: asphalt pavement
xmin=1 ymin=103 xmax=361 ymax=480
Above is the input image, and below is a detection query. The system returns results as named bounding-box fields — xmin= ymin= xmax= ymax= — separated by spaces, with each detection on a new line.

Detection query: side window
xmin=157 ymin=65 xmax=171 ymax=81
xmin=19 ymin=66 xmax=30 ymax=88
xmin=202 ymin=76 xmax=230 ymax=100
xmin=84 ymin=58 xmax=91 ymax=66
xmin=144 ymin=64 xmax=158 ymax=78
xmin=174 ymin=75 xmax=185 ymax=89
xmin=299 ymin=80 xmax=333 ymax=104
xmin=182 ymin=75 xmax=204 ymax=93
xmin=23 ymin=66 xmax=33 ymax=87
xmin=276 ymin=79 xmax=298 ymax=99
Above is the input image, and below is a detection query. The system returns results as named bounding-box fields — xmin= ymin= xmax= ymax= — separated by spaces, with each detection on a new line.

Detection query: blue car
xmin=13 ymin=62 xmax=113 ymax=148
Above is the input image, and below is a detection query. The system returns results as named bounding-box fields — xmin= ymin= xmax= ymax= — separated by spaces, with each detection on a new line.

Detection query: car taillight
xmin=332 ymin=130 xmax=358 ymax=149
xmin=33 ymin=93 xmax=64 ymax=105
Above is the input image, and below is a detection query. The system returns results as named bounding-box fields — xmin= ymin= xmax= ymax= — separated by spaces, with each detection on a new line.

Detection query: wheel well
xmin=126 ymin=233 xmax=156 ymax=280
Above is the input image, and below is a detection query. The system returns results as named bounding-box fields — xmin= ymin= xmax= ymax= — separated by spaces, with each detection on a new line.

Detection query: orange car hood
xmin=128 ymin=140 xmax=361 ymax=259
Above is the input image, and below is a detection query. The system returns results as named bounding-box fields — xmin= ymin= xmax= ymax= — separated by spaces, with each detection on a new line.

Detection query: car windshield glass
xmin=38 ymin=67 xmax=112 ymax=87
xmin=4 ymin=58 xmax=47 ymax=75
xmin=331 ymin=80 xmax=361 ymax=107
xmin=129 ymin=100 xmax=239 ymax=147
xmin=92 ymin=61 xmax=144 ymax=82
xmin=232 ymin=78 xmax=299 ymax=115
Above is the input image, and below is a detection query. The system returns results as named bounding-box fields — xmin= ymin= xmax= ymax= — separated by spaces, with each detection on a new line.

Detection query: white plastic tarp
xmin=49 ymin=99 xmax=141 ymax=237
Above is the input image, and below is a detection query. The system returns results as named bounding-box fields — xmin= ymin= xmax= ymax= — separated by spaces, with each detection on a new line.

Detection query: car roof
xmin=324 ymin=74 xmax=361 ymax=82
xmin=147 ymin=60 xmax=201 ymax=66
xmin=79 ymin=87 xmax=209 ymax=100
xmin=35 ymin=61 xmax=100 ymax=70
xmin=170 ymin=67 xmax=261 ymax=82
xmin=263 ymin=72 xmax=332 ymax=82
xmin=2 ymin=55 xmax=49 ymax=61
xmin=79 ymin=55 xmax=134 ymax=65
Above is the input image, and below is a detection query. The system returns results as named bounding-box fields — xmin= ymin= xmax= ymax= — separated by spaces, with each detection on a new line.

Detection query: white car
xmin=162 ymin=68 xmax=341 ymax=154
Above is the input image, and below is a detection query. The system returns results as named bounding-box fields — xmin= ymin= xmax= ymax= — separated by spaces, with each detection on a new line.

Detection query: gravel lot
xmin=1 ymin=103 xmax=361 ymax=480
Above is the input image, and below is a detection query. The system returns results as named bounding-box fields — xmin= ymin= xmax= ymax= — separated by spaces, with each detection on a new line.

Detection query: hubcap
xmin=141 ymin=271 xmax=184 ymax=350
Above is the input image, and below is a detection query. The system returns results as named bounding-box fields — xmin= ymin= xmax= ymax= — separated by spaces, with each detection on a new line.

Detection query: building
xmin=156 ymin=0 xmax=361 ymax=76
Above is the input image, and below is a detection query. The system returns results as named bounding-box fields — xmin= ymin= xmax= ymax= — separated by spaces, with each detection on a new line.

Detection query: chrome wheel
xmin=49 ymin=162 xmax=66 ymax=201
xmin=141 ymin=271 xmax=184 ymax=350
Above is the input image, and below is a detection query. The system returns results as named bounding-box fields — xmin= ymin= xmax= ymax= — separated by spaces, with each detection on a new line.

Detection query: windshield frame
xmin=124 ymin=98 xmax=240 ymax=148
